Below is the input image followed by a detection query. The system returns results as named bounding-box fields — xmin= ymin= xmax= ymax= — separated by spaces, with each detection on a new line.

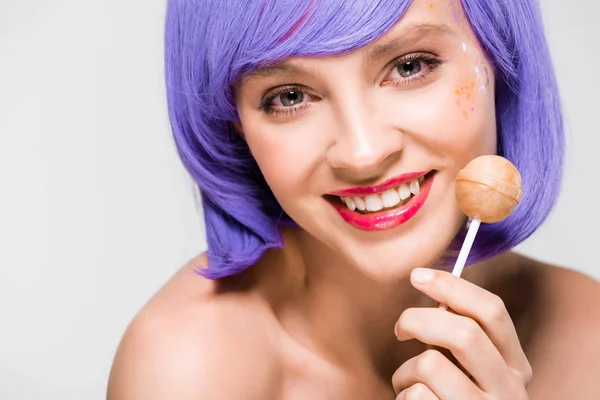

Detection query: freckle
xmin=470 ymin=81 xmax=475 ymax=88
xmin=456 ymin=100 xmax=461 ymax=106
xmin=455 ymin=89 xmax=461 ymax=95
xmin=429 ymin=3 xmax=434 ymax=9
xmin=462 ymin=110 xmax=468 ymax=119
xmin=466 ymin=93 xmax=473 ymax=101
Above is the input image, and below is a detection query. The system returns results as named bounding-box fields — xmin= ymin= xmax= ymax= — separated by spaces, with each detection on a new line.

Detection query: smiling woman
xmin=107 ymin=0 xmax=600 ymax=399
xmin=165 ymin=0 xmax=562 ymax=280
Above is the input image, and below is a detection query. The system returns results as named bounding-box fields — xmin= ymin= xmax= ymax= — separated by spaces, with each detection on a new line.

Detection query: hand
xmin=392 ymin=268 xmax=532 ymax=399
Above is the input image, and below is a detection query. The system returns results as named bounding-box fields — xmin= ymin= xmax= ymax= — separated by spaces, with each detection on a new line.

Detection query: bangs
xmin=190 ymin=0 xmax=413 ymax=119
xmin=234 ymin=0 xmax=413 ymax=63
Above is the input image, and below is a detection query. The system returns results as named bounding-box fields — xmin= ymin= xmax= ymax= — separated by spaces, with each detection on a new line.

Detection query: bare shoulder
xmin=469 ymin=253 xmax=600 ymax=398
xmin=515 ymin=255 xmax=600 ymax=336
xmin=523 ymin=258 xmax=600 ymax=398
xmin=107 ymin=253 xmax=282 ymax=400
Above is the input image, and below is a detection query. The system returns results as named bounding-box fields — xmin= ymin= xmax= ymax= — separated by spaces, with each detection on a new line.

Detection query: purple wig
xmin=164 ymin=0 xmax=564 ymax=279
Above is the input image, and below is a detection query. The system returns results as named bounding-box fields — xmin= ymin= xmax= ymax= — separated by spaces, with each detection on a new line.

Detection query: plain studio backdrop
xmin=0 ymin=1 xmax=598 ymax=399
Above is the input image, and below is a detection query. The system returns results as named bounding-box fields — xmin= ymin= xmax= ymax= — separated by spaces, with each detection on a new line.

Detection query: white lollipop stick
xmin=439 ymin=218 xmax=481 ymax=311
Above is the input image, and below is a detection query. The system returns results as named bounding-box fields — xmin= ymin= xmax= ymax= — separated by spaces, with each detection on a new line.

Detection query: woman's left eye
xmin=394 ymin=60 xmax=423 ymax=78
xmin=385 ymin=54 xmax=442 ymax=85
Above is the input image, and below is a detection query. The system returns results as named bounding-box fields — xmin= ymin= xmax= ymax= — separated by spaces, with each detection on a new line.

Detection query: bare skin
xmin=107 ymin=230 xmax=600 ymax=399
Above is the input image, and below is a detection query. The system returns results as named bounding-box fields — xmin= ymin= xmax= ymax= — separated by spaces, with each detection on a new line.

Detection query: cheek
xmin=382 ymin=70 xmax=497 ymax=160
xmin=242 ymin=114 xmax=325 ymax=200
xmin=446 ymin=77 xmax=496 ymax=156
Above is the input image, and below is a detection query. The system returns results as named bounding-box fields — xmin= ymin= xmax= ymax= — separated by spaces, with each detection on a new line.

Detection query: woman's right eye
xmin=272 ymin=89 xmax=305 ymax=107
xmin=258 ymin=86 xmax=316 ymax=117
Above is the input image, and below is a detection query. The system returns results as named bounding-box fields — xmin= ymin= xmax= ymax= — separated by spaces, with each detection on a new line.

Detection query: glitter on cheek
xmin=473 ymin=62 xmax=492 ymax=93
xmin=483 ymin=65 xmax=491 ymax=86
xmin=454 ymin=80 xmax=479 ymax=119
xmin=461 ymin=42 xmax=467 ymax=52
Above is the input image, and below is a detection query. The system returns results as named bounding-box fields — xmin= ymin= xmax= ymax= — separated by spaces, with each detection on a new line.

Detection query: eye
xmin=393 ymin=60 xmax=423 ymax=78
xmin=258 ymin=85 xmax=317 ymax=117
xmin=384 ymin=53 xmax=443 ymax=87
xmin=272 ymin=89 xmax=305 ymax=107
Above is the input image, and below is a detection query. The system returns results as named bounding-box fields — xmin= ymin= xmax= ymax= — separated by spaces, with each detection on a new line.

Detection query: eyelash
xmin=258 ymin=53 xmax=443 ymax=118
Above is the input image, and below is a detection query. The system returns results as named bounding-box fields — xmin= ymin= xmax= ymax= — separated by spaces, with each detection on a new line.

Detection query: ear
xmin=232 ymin=120 xmax=245 ymax=139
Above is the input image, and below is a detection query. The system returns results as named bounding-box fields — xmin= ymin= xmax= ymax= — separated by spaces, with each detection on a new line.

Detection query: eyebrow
xmin=363 ymin=23 xmax=455 ymax=64
xmin=238 ymin=23 xmax=455 ymax=88
xmin=242 ymin=63 xmax=315 ymax=83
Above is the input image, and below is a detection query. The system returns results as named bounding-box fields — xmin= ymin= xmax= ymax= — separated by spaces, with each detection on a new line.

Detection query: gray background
xmin=0 ymin=0 xmax=597 ymax=399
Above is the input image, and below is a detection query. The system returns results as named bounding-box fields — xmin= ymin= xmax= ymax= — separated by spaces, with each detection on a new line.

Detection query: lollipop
xmin=455 ymin=155 xmax=523 ymax=225
xmin=439 ymin=155 xmax=522 ymax=310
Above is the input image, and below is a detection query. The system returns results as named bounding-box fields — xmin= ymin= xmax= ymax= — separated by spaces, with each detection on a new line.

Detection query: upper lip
xmin=328 ymin=171 xmax=430 ymax=196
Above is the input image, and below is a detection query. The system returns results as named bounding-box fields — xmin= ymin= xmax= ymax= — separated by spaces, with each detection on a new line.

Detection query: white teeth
xmin=364 ymin=194 xmax=384 ymax=212
xmin=343 ymin=197 xmax=356 ymax=211
xmin=353 ymin=196 xmax=366 ymax=211
xmin=398 ymin=183 xmax=411 ymax=200
xmin=338 ymin=176 xmax=425 ymax=212
xmin=381 ymin=189 xmax=401 ymax=208
xmin=409 ymin=180 xmax=420 ymax=195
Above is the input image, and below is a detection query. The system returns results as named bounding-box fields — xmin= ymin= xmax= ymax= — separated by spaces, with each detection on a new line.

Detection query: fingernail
xmin=411 ymin=268 xmax=434 ymax=283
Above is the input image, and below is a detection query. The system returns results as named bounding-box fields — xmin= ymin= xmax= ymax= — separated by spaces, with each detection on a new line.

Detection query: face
xmin=234 ymin=0 xmax=497 ymax=279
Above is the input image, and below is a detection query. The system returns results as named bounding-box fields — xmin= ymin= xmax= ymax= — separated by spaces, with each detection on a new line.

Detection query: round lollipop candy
xmin=455 ymin=155 xmax=523 ymax=225
xmin=439 ymin=155 xmax=523 ymax=310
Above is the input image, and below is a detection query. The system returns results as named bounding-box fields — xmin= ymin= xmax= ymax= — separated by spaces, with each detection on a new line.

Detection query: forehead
xmin=363 ymin=0 xmax=477 ymax=57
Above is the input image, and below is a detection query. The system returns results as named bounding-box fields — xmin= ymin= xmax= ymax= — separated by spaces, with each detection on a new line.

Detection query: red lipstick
xmin=329 ymin=171 xmax=429 ymax=197
xmin=330 ymin=173 xmax=434 ymax=231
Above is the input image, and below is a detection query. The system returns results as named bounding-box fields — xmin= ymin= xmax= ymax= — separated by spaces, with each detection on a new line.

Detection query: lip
xmin=329 ymin=171 xmax=430 ymax=196
xmin=330 ymin=173 xmax=434 ymax=231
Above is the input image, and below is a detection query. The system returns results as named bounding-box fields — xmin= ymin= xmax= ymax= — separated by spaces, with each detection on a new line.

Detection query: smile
xmin=327 ymin=171 xmax=435 ymax=231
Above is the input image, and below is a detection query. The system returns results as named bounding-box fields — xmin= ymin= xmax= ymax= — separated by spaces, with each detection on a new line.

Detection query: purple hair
xmin=164 ymin=0 xmax=564 ymax=279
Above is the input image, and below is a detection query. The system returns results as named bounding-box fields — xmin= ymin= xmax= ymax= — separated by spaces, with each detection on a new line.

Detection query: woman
xmin=108 ymin=0 xmax=600 ymax=398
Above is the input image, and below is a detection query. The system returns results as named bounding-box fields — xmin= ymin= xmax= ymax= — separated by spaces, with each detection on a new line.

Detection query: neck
xmin=253 ymin=227 xmax=435 ymax=379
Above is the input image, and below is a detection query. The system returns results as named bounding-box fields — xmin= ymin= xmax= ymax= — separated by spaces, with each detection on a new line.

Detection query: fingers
xmin=395 ymin=307 xmax=513 ymax=394
xmin=392 ymin=349 xmax=482 ymax=399
xmin=396 ymin=383 xmax=439 ymax=400
xmin=409 ymin=268 xmax=532 ymax=383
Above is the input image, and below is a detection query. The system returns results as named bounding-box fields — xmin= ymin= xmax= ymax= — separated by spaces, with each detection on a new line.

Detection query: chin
xmin=335 ymin=225 xmax=459 ymax=282
xmin=308 ymin=204 xmax=465 ymax=283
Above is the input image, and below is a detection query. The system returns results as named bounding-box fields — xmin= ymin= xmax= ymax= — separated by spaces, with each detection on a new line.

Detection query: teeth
xmin=410 ymin=180 xmax=420 ymax=195
xmin=339 ymin=176 xmax=426 ymax=212
xmin=353 ymin=196 xmax=366 ymax=211
xmin=398 ymin=184 xmax=411 ymax=200
xmin=381 ymin=189 xmax=401 ymax=208
xmin=364 ymin=194 xmax=384 ymax=212
xmin=343 ymin=197 xmax=356 ymax=211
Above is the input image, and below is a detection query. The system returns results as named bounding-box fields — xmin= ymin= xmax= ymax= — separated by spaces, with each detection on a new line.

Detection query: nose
xmin=326 ymin=102 xmax=404 ymax=181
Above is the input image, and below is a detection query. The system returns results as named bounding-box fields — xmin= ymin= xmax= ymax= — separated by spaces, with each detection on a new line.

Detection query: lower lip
xmin=330 ymin=175 xmax=434 ymax=231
